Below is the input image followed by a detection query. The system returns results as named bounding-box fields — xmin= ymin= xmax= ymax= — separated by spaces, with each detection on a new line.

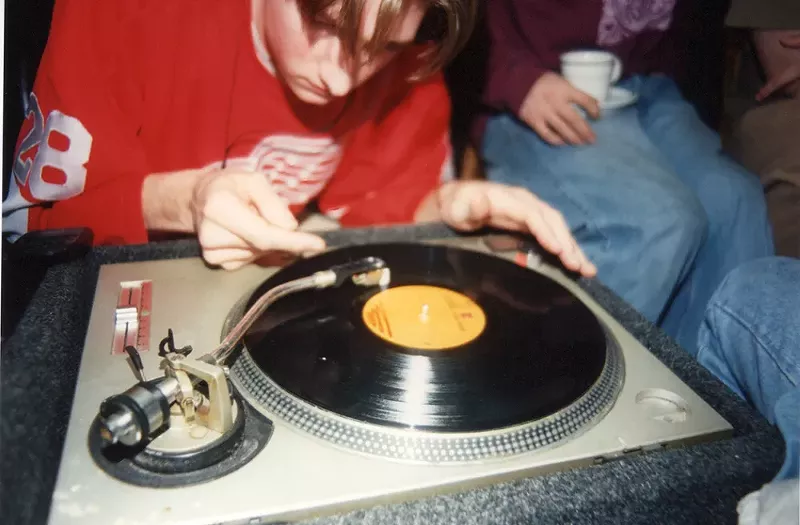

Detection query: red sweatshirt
xmin=3 ymin=0 xmax=453 ymax=245
xmin=479 ymin=0 xmax=679 ymax=136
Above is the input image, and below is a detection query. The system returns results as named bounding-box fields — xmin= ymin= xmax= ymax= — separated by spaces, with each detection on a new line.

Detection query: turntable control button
xmin=112 ymin=280 xmax=153 ymax=356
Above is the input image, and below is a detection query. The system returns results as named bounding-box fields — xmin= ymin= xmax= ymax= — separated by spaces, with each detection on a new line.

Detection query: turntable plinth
xmin=2 ymin=225 xmax=784 ymax=525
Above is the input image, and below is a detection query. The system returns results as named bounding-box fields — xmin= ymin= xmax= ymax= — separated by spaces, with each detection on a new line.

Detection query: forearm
xmin=141 ymin=169 xmax=204 ymax=232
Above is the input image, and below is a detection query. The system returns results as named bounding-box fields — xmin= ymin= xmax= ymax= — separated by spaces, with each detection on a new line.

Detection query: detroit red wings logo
xmin=225 ymin=135 xmax=342 ymax=206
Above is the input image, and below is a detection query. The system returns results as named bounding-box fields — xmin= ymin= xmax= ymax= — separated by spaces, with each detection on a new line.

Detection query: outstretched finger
xmin=252 ymin=224 xmax=327 ymax=255
xmin=206 ymin=192 xmax=325 ymax=254
xmin=205 ymin=192 xmax=284 ymax=251
xmin=538 ymin=205 xmax=596 ymax=276
xmin=197 ymin=219 xmax=252 ymax=251
xmin=535 ymin=205 xmax=580 ymax=268
xmin=546 ymin=111 xmax=583 ymax=145
xmin=534 ymin=119 xmax=565 ymax=146
xmin=482 ymin=186 xmax=564 ymax=254
xmin=203 ymin=247 xmax=256 ymax=267
xmin=556 ymin=105 xmax=595 ymax=144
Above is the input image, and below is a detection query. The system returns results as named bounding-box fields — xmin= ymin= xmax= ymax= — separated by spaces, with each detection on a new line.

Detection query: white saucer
xmin=600 ymin=86 xmax=638 ymax=111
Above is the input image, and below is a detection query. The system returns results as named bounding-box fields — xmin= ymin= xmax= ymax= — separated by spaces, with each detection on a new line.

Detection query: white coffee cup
xmin=560 ymin=50 xmax=622 ymax=101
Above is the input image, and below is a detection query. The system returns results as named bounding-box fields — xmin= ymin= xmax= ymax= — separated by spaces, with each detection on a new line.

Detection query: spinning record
xmin=239 ymin=243 xmax=610 ymax=433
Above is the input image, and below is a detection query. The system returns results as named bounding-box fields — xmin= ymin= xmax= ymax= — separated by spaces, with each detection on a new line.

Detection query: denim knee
xmin=643 ymin=186 xmax=708 ymax=261
xmin=712 ymin=257 xmax=797 ymax=306
xmin=716 ymin=167 xmax=769 ymax=224
xmin=700 ymin=256 xmax=800 ymax=369
xmin=698 ymin=256 xmax=800 ymax=431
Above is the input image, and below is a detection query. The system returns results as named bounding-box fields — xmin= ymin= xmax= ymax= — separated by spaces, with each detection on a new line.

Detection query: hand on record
xmin=520 ymin=72 xmax=600 ymax=146
xmin=191 ymin=169 xmax=326 ymax=270
xmin=437 ymin=181 xmax=597 ymax=277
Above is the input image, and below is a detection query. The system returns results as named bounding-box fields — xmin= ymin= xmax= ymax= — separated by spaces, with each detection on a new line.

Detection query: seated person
xmin=726 ymin=0 xmax=800 ymax=259
xmin=697 ymin=257 xmax=799 ymax=523
xmin=2 ymin=0 xmax=595 ymax=278
xmin=477 ymin=0 xmax=774 ymax=353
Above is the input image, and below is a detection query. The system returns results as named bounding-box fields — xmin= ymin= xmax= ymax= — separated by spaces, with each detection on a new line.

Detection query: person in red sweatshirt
xmin=2 ymin=0 xmax=595 ymax=277
xmin=477 ymin=0 xmax=774 ymax=352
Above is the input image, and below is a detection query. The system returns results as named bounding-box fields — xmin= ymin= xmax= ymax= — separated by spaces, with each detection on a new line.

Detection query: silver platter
xmin=225 ymin=293 xmax=626 ymax=464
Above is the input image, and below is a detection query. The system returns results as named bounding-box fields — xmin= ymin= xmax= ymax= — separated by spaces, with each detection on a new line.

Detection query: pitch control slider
xmin=112 ymin=280 xmax=152 ymax=355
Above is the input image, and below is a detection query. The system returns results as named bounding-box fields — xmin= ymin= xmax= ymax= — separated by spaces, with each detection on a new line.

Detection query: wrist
xmin=141 ymin=169 xmax=205 ymax=232
xmin=509 ymin=67 xmax=548 ymax=117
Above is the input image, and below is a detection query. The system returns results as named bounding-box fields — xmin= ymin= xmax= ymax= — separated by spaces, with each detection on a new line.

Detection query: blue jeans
xmin=482 ymin=75 xmax=774 ymax=353
xmin=698 ymin=257 xmax=800 ymax=481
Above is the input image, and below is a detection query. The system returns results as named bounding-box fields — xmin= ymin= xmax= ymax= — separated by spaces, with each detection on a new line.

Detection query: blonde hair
xmin=299 ymin=0 xmax=477 ymax=79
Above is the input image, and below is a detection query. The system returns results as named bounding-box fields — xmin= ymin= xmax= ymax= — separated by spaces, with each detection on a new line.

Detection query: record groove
xmin=228 ymin=243 xmax=624 ymax=462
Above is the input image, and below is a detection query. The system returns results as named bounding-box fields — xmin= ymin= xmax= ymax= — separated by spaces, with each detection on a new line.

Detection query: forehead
xmin=328 ymin=0 xmax=427 ymax=41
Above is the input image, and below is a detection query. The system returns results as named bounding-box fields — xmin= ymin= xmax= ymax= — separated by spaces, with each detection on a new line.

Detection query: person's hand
xmin=191 ymin=169 xmax=326 ymax=270
xmin=519 ymin=72 xmax=601 ymax=146
xmin=436 ymin=180 xmax=597 ymax=277
xmin=754 ymin=30 xmax=800 ymax=100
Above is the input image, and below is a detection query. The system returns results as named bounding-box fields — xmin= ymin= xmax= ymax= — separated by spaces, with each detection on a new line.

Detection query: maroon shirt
xmin=478 ymin=0 xmax=680 ymax=138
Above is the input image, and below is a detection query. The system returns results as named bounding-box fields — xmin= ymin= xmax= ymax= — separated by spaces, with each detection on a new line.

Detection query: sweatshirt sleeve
xmin=2 ymin=0 xmax=153 ymax=245
xmin=316 ymin=65 xmax=453 ymax=227
xmin=482 ymin=0 xmax=551 ymax=116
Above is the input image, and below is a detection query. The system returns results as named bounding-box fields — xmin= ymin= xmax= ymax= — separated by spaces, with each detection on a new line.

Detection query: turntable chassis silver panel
xmin=47 ymin=237 xmax=731 ymax=525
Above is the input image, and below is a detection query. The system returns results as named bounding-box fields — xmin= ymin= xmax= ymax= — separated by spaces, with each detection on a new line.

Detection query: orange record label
xmin=361 ymin=285 xmax=486 ymax=350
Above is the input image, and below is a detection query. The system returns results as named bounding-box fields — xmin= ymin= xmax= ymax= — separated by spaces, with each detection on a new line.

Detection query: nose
xmin=319 ymin=38 xmax=353 ymax=97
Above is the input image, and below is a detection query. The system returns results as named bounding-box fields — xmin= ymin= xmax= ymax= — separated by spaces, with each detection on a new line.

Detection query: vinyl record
xmin=241 ymin=243 xmax=609 ymax=433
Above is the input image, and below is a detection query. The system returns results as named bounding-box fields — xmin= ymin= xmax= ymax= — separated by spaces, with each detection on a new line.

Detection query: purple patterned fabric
xmin=598 ymin=0 xmax=676 ymax=46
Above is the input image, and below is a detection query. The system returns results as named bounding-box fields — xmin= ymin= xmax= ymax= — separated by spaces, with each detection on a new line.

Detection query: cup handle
xmin=610 ymin=56 xmax=622 ymax=84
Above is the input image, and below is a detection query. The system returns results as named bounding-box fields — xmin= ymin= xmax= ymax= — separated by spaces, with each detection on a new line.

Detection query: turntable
xmin=46 ymin=235 xmax=732 ymax=525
